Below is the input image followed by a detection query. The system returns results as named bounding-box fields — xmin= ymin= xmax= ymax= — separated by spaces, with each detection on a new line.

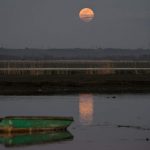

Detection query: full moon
xmin=79 ymin=8 xmax=95 ymax=22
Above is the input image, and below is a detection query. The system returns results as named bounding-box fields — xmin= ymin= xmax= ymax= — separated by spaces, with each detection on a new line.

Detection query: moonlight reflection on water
xmin=79 ymin=94 xmax=94 ymax=125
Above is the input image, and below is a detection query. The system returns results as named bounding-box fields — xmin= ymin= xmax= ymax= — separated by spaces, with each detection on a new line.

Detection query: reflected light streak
xmin=79 ymin=94 xmax=94 ymax=125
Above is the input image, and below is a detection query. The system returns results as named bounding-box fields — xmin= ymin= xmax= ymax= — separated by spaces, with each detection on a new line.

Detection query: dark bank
xmin=0 ymin=60 xmax=150 ymax=95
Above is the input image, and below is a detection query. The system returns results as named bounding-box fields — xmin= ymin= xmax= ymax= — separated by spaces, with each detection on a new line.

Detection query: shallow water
xmin=0 ymin=94 xmax=150 ymax=149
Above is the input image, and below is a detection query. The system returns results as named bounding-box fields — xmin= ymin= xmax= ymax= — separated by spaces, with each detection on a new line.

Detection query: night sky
xmin=0 ymin=0 xmax=150 ymax=49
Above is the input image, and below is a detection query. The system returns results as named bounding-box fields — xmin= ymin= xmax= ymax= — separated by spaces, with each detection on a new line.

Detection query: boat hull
xmin=0 ymin=116 xmax=73 ymax=133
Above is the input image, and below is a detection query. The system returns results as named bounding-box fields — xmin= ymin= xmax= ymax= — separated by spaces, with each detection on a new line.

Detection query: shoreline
xmin=0 ymin=60 xmax=150 ymax=95
xmin=1 ymin=80 xmax=150 ymax=95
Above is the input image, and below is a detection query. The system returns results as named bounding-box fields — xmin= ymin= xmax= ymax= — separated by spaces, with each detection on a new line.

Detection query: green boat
xmin=0 ymin=131 xmax=73 ymax=147
xmin=0 ymin=116 xmax=73 ymax=133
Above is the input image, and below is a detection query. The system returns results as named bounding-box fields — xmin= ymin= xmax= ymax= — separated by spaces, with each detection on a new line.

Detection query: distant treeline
xmin=0 ymin=48 xmax=150 ymax=60
xmin=0 ymin=60 xmax=150 ymax=68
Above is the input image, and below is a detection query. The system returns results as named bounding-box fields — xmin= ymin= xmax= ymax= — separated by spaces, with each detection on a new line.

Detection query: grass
xmin=0 ymin=60 xmax=150 ymax=95
xmin=0 ymin=60 xmax=150 ymax=87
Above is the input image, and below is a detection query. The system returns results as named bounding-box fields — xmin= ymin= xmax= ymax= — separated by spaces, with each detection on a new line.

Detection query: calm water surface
xmin=0 ymin=94 xmax=150 ymax=150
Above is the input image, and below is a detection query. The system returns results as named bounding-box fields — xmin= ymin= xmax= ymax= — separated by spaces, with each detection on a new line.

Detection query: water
xmin=0 ymin=94 xmax=150 ymax=149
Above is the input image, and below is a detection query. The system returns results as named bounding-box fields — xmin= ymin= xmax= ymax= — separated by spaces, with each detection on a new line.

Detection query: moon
xmin=79 ymin=8 xmax=95 ymax=22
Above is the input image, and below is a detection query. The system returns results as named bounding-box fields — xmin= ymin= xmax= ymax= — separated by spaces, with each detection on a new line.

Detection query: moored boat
xmin=0 ymin=116 xmax=73 ymax=133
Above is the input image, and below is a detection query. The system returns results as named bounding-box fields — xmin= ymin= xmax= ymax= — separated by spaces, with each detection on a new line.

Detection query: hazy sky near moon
xmin=0 ymin=0 xmax=150 ymax=49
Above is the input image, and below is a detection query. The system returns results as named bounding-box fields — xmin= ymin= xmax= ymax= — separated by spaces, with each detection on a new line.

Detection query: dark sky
xmin=0 ymin=0 xmax=150 ymax=49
